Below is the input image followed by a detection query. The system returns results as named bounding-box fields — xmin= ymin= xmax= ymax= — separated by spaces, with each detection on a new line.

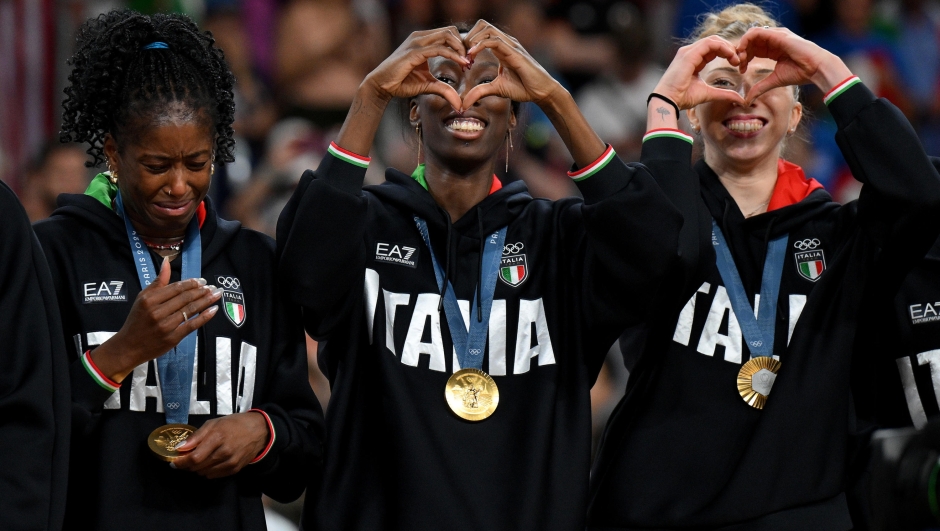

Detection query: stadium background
xmin=2 ymin=0 xmax=938 ymax=527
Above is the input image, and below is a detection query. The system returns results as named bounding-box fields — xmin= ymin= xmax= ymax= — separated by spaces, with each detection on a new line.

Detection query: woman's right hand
xmin=361 ymin=27 xmax=469 ymax=111
xmin=653 ymin=35 xmax=747 ymax=110
xmin=337 ymin=26 xmax=470 ymax=156
xmin=90 ymin=259 xmax=221 ymax=383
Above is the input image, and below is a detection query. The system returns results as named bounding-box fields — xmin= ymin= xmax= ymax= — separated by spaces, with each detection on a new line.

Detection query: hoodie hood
xmin=48 ymin=191 xmax=241 ymax=265
xmin=368 ymin=169 xmax=533 ymax=236
xmin=697 ymin=158 xmax=838 ymax=238
xmin=697 ymin=158 xmax=840 ymax=295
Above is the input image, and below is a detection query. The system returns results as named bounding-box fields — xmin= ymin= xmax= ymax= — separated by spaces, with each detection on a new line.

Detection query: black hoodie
xmin=33 ymin=192 xmax=325 ymax=531
xmin=853 ymin=233 xmax=940 ymax=430
xmin=276 ymin=148 xmax=683 ymax=530
xmin=587 ymin=83 xmax=940 ymax=530
xmin=0 ymin=181 xmax=70 ymax=531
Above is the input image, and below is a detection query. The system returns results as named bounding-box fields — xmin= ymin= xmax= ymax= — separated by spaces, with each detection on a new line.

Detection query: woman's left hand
xmin=736 ymin=26 xmax=853 ymax=102
xmin=461 ymin=20 xmax=563 ymax=108
xmin=171 ymin=412 xmax=269 ymax=479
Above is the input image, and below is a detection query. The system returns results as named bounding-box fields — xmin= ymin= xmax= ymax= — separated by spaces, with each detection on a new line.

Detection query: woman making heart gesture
xmin=588 ymin=4 xmax=940 ymax=530
xmin=278 ymin=21 xmax=685 ymax=531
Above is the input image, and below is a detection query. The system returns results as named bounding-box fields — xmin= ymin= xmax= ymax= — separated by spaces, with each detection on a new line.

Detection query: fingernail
xmin=169 ymin=462 xmax=177 ymax=469
xmin=209 ymin=286 xmax=223 ymax=297
xmin=206 ymin=305 xmax=219 ymax=315
xmin=197 ymin=278 xmax=207 ymax=286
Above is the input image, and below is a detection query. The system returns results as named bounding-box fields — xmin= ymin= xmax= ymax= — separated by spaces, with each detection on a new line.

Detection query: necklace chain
xmin=143 ymin=239 xmax=184 ymax=251
xmin=745 ymin=199 xmax=771 ymax=218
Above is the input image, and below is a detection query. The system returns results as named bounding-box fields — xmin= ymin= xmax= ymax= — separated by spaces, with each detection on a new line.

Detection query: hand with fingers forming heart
xmin=734 ymin=26 xmax=853 ymax=104
xmin=336 ymin=26 xmax=470 ymax=156
xmin=362 ymin=26 xmax=469 ymax=111
xmin=651 ymin=35 xmax=748 ymax=111
xmin=459 ymin=20 xmax=565 ymax=109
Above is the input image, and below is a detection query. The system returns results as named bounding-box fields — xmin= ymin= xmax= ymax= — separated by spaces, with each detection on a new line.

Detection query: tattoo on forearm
xmin=656 ymin=106 xmax=671 ymax=121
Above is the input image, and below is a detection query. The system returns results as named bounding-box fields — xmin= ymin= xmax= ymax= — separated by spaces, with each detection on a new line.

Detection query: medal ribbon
xmin=414 ymin=217 xmax=506 ymax=371
xmin=711 ymin=219 xmax=787 ymax=358
xmin=116 ymin=192 xmax=201 ymax=424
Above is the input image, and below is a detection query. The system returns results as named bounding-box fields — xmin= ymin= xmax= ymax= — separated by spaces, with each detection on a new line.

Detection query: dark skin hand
xmin=172 ymin=411 xmax=269 ymax=478
xmin=89 ymin=258 xmax=221 ymax=382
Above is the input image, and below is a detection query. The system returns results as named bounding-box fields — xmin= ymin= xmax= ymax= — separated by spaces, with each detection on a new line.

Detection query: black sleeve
xmin=0 ymin=182 xmax=70 ymax=531
xmin=639 ymin=135 xmax=712 ymax=299
xmin=244 ymin=275 xmax=325 ymax=503
xmin=276 ymin=153 xmax=369 ymax=339
xmin=830 ymin=83 xmax=940 ymax=287
xmin=562 ymin=151 xmax=683 ymax=368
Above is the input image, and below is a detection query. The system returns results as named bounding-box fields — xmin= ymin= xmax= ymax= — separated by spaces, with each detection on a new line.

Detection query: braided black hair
xmin=60 ymin=9 xmax=236 ymax=167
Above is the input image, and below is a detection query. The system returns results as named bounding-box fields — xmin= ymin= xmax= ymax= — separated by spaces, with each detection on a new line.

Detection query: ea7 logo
xmin=374 ymin=242 xmax=418 ymax=268
xmin=910 ymin=301 xmax=940 ymax=325
xmin=83 ymin=280 xmax=127 ymax=304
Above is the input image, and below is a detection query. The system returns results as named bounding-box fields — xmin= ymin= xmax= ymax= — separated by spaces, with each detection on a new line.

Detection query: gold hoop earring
xmin=505 ymin=132 xmax=513 ymax=173
xmin=210 ymin=163 xmax=215 ymax=175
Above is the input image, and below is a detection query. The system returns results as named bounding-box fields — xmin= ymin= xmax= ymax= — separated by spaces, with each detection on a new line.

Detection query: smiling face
xmin=410 ymin=48 xmax=516 ymax=173
xmin=104 ymin=102 xmax=214 ymax=238
xmin=687 ymin=49 xmax=802 ymax=174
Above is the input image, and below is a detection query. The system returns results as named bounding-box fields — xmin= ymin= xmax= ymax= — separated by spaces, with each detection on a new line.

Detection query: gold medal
xmin=737 ymin=357 xmax=781 ymax=410
xmin=147 ymin=423 xmax=197 ymax=462
xmin=445 ymin=368 xmax=499 ymax=421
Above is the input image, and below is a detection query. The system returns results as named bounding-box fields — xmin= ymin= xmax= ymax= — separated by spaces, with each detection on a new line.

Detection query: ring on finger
xmin=182 ymin=310 xmax=188 ymax=321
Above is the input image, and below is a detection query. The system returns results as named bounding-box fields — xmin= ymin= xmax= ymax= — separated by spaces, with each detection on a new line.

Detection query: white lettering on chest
xmin=513 ymin=298 xmax=555 ymax=374
xmin=400 ymin=293 xmax=447 ymax=371
xmin=673 ymin=286 xmax=808 ymax=364
xmin=80 ymin=332 xmax=255 ymax=415
xmin=897 ymin=355 xmax=928 ymax=430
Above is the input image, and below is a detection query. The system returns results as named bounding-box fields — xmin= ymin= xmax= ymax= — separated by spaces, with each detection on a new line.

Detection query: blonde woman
xmin=588 ymin=4 xmax=940 ymax=530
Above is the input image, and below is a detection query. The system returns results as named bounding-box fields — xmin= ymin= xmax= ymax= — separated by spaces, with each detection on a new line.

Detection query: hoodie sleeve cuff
xmin=642 ymin=128 xmax=694 ymax=145
xmin=316 ymin=142 xmax=370 ymax=196
xmin=825 ymin=77 xmax=876 ymax=127
xmin=80 ymin=350 xmax=120 ymax=393
xmin=640 ymin=129 xmax=695 ymax=162
xmin=249 ymin=408 xmax=276 ymax=464
xmin=573 ymin=149 xmax=636 ymax=205
xmin=568 ymin=145 xmax=616 ymax=182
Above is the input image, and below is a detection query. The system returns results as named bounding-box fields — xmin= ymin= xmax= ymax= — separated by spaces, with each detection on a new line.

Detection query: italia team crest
xmin=218 ymin=276 xmax=246 ymax=327
xmin=793 ymin=238 xmax=826 ymax=282
xmin=499 ymin=242 xmax=527 ymax=287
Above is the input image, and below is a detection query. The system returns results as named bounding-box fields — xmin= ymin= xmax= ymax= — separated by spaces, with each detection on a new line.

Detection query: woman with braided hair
xmin=35 ymin=10 xmax=324 ymax=529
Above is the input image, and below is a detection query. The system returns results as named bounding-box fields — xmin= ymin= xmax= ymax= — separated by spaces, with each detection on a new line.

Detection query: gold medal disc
xmin=737 ymin=357 xmax=782 ymax=410
xmin=445 ymin=368 xmax=499 ymax=421
xmin=148 ymin=423 xmax=197 ymax=462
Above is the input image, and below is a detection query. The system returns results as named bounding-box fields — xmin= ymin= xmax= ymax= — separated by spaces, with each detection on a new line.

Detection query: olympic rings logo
xmin=750 ymin=340 xmax=763 ymax=348
xmin=503 ymin=242 xmax=524 ymax=255
xmin=217 ymin=276 xmax=241 ymax=289
xmin=793 ymin=239 xmax=820 ymax=250
xmin=469 ymin=348 xmax=483 ymax=355
xmin=166 ymin=402 xmax=181 ymax=410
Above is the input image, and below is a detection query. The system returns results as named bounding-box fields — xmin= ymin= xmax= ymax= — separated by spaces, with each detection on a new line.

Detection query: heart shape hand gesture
xmin=652 ymin=26 xmax=852 ymax=110
xmin=364 ymin=21 xmax=566 ymax=112
xmin=734 ymin=26 xmax=851 ymax=102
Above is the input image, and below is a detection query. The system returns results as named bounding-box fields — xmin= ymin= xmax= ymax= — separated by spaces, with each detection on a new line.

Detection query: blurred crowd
xmin=6 ymin=0 xmax=940 ymax=460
